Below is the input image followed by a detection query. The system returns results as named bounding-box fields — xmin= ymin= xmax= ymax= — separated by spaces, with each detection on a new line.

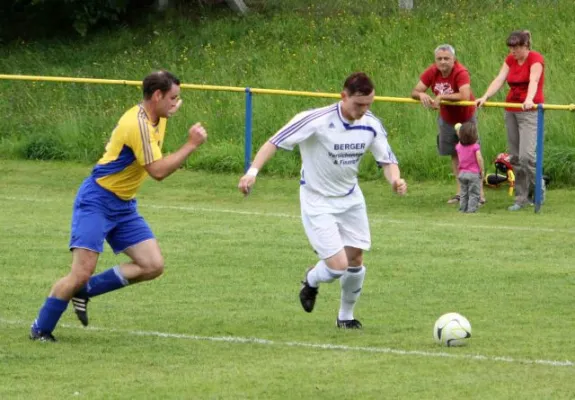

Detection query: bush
xmin=0 ymin=1 xmax=243 ymax=41
xmin=0 ymin=0 xmax=155 ymax=40
xmin=23 ymin=135 xmax=68 ymax=161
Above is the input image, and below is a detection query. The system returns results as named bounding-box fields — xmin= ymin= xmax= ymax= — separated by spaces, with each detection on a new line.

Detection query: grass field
xmin=1 ymin=160 xmax=575 ymax=398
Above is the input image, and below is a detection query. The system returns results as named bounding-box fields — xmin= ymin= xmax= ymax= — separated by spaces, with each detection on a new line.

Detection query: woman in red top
xmin=476 ymin=30 xmax=544 ymax=211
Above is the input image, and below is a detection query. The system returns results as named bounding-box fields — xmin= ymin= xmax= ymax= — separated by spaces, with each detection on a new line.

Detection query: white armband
xmin=246 ymin=167 xmax=259 ymax=177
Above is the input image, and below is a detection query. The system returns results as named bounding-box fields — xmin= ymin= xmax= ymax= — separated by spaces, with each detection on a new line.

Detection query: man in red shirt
xmin=412 ymin=44 xmax=482 ymax=204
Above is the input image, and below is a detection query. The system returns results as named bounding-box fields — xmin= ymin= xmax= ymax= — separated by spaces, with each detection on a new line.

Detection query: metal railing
xmin=2 ymin=73 xmax=574 ymax=213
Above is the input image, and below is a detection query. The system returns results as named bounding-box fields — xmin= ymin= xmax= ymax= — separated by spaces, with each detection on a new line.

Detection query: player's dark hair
xmin=506 ymin=30 xmax=532 ymax=49
xmin=458 ymin=122 xmax=478 ymax=145
xmin=142 ymin=70 xmax=181 ymax=99
xmin=343 ymin=72 xmax=374 ymax=96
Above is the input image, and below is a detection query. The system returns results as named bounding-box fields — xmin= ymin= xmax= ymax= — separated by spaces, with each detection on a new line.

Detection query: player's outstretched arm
xmin=382 ymin=163 xmax=407 ymax=196
xmin=238 ymin=141 xmax=278 ymax=195
xmin=145 ymin=122 xmax=207 ymax=181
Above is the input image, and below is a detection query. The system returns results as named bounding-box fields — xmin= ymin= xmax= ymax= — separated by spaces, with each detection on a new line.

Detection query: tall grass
xmin=1 ymin=0 xmax=574 ymax=183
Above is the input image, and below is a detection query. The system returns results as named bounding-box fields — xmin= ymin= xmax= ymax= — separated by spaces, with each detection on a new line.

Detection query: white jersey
xmin=269 ymin=102 xmax=398 ymax=198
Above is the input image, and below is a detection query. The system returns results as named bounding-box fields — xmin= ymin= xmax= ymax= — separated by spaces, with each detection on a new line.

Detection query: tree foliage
xmin=0 ymin=0 xmax=154 ymax=40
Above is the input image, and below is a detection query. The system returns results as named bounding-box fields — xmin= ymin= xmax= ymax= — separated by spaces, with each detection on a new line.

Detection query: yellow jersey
xmin=92 ymin=104 xmax=166 ymax=200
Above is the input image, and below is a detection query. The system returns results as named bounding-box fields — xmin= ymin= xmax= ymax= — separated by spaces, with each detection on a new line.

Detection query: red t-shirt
xmin=420 ymin=62 xmax=476 ymax=125
xmin=505 ymin=50 xmax=545 ymax=112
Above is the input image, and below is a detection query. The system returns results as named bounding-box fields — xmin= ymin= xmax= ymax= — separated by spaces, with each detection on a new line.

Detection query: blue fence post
xmin=244 ymin=87 xmax=253 ymax=173
xmin=534 ymin=104 xmax=545 ymax=213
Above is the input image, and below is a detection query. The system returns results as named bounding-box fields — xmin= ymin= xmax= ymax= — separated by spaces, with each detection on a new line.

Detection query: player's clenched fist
xmin=238 ymin=174 xmax=256 ymax=196
xmin=392 ymin=178 xmax=407 ymax=195
xmin=188 ymin=123 xmax=207 ymax=148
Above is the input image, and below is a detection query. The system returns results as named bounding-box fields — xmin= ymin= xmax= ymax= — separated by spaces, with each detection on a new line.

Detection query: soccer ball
xmin=433 ymin=312 xmax=472 ymax=347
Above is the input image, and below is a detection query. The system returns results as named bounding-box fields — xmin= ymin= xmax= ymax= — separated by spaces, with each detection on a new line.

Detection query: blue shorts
xmin=69 ymin=178 xmax=155 ymax=254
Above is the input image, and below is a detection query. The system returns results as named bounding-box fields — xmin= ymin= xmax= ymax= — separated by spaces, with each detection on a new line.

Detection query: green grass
xmin=1 ymin=159 xmax=575 ymax=399
xmin=1 ymin=0 xmax=575 ymax=183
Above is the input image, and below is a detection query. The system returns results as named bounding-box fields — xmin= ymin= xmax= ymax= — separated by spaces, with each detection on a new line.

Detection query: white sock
xmin=338 ymin=266 xmax=366 ymax=321
xmin=306 ymin=260 xmax=344 ymax=288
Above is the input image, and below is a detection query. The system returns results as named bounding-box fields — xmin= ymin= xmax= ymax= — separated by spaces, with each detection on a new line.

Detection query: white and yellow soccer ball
xmin=433 ymin=312 xmax=472 ymax=347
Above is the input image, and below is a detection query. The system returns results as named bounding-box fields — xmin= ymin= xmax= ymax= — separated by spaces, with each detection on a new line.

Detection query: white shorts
xmin=300 ymin=187 xmax=371 ymax=259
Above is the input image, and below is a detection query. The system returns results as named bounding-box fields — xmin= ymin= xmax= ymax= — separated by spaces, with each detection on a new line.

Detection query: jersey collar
xmin=337 ymin=102 xmax=354 ymax=126
xmin=138 ymin=103 xmax=160 ymax=127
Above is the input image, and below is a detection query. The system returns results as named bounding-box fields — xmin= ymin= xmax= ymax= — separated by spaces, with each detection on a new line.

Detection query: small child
xmin=455 ymin=122 xmax=484 ymax=213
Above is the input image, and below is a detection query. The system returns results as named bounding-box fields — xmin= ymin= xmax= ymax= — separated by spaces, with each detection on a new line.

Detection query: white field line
xmin=0 ymin=195 xmax=573 ymax=234
xmin=1 ymin=318 xmax=572 ymax=368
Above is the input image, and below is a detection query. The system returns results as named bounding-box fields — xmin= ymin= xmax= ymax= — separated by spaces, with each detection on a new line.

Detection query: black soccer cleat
xmin=29 ymin=326 xmax=57 ymax=342
xmin=71 ymin=296 xmax=90 ymax=327
xmin=336 ymin=319 xmax=363 ymax=329
xmin=299 ymin=267 xmax=318 ymax=313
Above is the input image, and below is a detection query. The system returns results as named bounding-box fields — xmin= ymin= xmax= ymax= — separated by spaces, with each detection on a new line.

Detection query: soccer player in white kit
xmin=238 ymin=72 xmax=407 ymax=328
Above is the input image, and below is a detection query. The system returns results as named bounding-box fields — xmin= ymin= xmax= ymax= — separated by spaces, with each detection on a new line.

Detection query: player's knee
xmin=326 ymin=251 xmax=349 ymax=271
xmin=149 ymin=264 xmax=164 ymax=279
xmin=349 ymin=253 xmax=363 ymax=266
xmin=142 ymin=255 xmax=164 ymax=279
xmin=331 ymin=260 xmax=348 ymax=271
xmin=68 ymin=269 xmax=92 ymax=287
xmin=70 ymin=260 xmax=97 ymax=285
xmin=344 ymin=247 xmax=364 ymax=266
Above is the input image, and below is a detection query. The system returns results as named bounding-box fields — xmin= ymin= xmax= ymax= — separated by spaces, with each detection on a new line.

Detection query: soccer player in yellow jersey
xmin=30 ymin=71 xmax=207 ymax=342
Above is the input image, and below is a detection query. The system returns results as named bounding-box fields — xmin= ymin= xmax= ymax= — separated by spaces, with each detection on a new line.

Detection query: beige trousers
xmin=504 ymin=111 xmax=538 ymax=205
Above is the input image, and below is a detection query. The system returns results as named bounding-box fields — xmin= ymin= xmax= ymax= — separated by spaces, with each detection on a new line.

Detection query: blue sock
xmin=75 ymin=266 xmax=129 ymax=298
xmin=33 ymin=297 xmax=68 ymax=333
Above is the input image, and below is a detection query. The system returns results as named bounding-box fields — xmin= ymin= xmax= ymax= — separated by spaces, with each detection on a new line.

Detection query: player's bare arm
xmin=145 ymin=122 xmax=207 ymax=181
xmin=238 ymin=141 xmax=278 ymax=195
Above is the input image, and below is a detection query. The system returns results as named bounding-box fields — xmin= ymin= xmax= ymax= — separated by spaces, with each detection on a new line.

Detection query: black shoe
xmin=71 ymin=296 xmax=90 ymax=327
xmin=299 ymin=267 xmax=318 ymax=313
xmin=29 ymin=326 xmax=57 ymax=342
xmin=336 ymin=319 xmax=362 ymax=329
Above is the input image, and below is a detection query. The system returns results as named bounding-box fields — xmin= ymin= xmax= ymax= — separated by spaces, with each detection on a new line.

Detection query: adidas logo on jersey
xmin=328 ymin=122 xmax=335 ymax=129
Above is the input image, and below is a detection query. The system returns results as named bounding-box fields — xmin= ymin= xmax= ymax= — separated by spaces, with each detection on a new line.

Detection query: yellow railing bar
xmin=1 ymin=74 xmax=574 ymax=111
xmin=0 ymin=74 xmax=141 ymax=87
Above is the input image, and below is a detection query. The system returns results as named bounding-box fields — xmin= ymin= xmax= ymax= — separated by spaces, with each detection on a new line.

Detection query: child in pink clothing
xmin=455 ymin=122 xmax=485 ymax=213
